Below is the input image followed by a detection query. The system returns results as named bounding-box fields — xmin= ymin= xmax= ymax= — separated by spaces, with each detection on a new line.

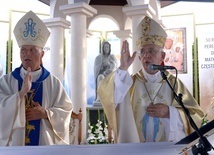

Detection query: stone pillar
xmin=122 ymin=4 xmax=157 ymax=74
xmin=43 ymin=17 xmax=70 ymax=82
xmin=60 ymin=2 xmax=97 ymax=144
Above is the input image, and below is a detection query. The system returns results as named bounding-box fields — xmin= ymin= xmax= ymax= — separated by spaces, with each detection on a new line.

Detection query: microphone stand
xmin=160 ymin=70 xmax=213 ymax=155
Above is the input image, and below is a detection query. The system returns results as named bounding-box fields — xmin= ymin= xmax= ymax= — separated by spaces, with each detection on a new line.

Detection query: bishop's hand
xmin=119 ymin=40 xmax=137 ymax=70
xmin=19 ymin=67 xmax=32 ymax=100
xmin=26 ymin=101 xmax=48 ymax=121
xmin=146 ymin=102 xmax=169 ymax=118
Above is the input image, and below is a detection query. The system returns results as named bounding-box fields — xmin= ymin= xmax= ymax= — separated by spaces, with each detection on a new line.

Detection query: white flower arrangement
xmin=86 ymin=109 xmax=114 ymax=144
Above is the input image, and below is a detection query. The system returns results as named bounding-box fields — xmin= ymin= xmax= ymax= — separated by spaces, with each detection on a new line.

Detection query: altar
xmin=0 ymin=142 xmax=184 ymax=155
xmin=0 ymin=135 xmax=213 ymax=155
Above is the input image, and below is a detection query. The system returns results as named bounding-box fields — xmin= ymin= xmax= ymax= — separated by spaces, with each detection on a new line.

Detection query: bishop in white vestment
xmin=0 ymin=11 xmax=72 ymax=146
xmin=98 ymin=16 xmax=204 ymax=143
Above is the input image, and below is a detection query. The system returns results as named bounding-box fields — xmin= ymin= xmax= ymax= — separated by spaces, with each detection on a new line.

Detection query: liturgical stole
xmin=12 ymin=65 xmax=50 ymax=145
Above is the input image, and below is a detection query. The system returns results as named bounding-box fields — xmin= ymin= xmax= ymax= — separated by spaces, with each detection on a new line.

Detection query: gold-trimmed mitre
xmin=136 ymin=16 xmax=167 ymax=49
xmin=13 ymin=11 xmax=50 ymax=48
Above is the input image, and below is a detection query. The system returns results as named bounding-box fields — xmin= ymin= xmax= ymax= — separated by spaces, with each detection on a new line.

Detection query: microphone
xmin=148 ymin=64 xmax=176 ymax=71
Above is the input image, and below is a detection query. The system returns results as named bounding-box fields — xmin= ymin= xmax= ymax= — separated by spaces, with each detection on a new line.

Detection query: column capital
xmin=113 ymin=30 xmax=132 ymax=39
xmin=87 ymin=30 xmax=94 ymax=38
xmin=59 ymin=2 xmax=97 ymax=18
xmin=122 ymin=4 xmax=155 ymax=18
xmin=43 ymin=17 xmax=70 ymax=29
xmin=126 ymin=0 xmax=145 ymax=6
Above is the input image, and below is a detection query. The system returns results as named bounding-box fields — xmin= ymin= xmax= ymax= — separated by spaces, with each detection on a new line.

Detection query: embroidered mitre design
xmin=13 ymin=11 xmax=50 ymax=48
xmin=136 ymin=16 xmax=167 ymax=49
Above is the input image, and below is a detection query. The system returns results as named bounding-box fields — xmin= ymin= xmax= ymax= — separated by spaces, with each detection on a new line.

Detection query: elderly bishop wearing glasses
xmin=0 ymin=11 xmax=72 ymax=146
xmin=98 ymin=16 xmax=204 ymax=143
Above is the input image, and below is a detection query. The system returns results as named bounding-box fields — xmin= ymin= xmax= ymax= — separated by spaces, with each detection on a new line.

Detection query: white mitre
xmin=13 ymin=10 xmax=50 ymax=48
xmin=136 ymin=16 xmax=167 ymax=49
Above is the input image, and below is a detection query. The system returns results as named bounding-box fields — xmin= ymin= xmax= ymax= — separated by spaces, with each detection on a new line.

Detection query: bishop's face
xmin=20 ymin=45 xmax=44 ymax=71
xmin=139 ymin=44 xmax=165 ymax=74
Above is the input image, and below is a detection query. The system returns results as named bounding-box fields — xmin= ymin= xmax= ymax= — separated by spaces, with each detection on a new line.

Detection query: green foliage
xmin=201 ymin=113 xmax=209 ymax=127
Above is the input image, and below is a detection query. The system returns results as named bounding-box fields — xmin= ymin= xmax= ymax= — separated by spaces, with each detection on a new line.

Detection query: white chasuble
xmin=0 ymin=66 xmax=72 ymax=146
xmin=132 ymin=80 xmax=172 ymax=142
xmin=98 ymin=69 xmax=204 ymax=144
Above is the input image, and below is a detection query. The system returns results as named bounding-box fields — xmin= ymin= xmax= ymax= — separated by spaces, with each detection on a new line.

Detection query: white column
xmin=43 ymin=17 xmax=70 ymax=82
xmin=60 ymin=2 xmax=97 ymax=144
xmin=113 ymin=30 xmax=132 ymax=49
xmin=122 ymin=4 xmax=156 ymax=74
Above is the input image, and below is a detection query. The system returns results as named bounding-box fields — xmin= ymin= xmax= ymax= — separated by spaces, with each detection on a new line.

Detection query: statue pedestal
xmin=93 ymin=100 xmax=102 ymax=107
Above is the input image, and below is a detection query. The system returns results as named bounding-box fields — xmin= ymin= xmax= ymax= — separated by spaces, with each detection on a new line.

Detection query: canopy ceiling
xmin=38 ymin=0 xmax=178 ymax=8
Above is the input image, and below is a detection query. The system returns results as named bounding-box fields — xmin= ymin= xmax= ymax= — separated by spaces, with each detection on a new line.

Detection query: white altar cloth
xmin=0 ymin=142 xmax=182 ymax=155
xmin=0 ymin=135 xmax=213 ymax=155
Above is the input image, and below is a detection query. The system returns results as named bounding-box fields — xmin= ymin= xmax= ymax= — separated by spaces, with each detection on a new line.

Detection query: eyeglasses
xmin=139 ymin=48 xmax=161 ymax=56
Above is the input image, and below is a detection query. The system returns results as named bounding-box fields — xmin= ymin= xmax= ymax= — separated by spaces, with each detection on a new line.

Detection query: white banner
xmin=198 ymin=30 xmax=214 ymax=121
